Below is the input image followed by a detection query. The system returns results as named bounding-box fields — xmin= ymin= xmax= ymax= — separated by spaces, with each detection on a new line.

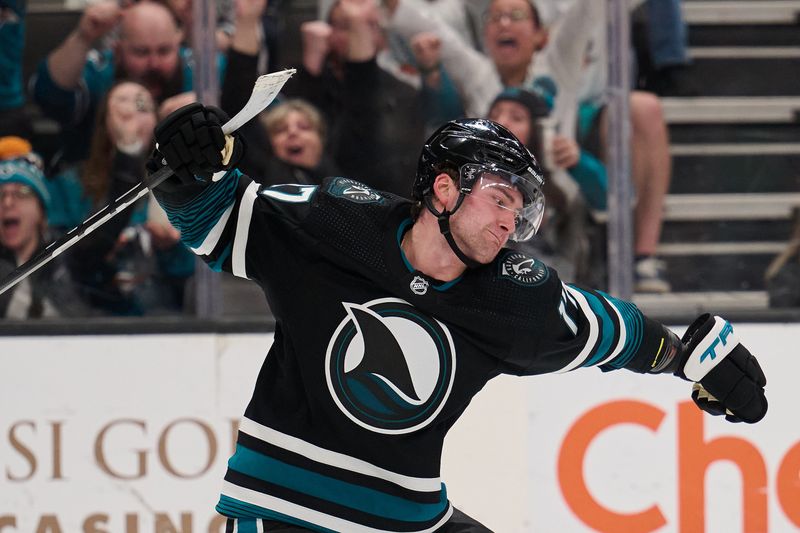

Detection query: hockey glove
xmin=677 ymin=314 xmax=767 ymax=423
xmin=150 ymin=103 xmax=244 ymax=183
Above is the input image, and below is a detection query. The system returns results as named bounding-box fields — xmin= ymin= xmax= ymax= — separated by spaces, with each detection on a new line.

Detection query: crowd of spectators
xmin=0 ymin=0 xmax=681 ymax=319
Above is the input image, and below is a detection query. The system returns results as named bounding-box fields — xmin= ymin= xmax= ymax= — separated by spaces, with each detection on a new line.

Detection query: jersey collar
xmin=395 ymin=218 xmax=463 ymax=292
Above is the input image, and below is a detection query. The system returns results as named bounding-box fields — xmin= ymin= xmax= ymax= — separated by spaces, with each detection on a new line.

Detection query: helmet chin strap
xmin=423 ymin=194 xmax=482 ymax=269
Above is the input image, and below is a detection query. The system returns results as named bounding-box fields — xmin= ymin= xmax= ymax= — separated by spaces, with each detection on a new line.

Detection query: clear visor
xmin=459 ymin=163 xmax=545 ymax=242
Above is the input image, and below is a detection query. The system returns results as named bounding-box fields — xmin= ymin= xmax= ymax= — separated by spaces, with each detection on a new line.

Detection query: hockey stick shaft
xmin=0 ymin=69 xmax=295 ymax=297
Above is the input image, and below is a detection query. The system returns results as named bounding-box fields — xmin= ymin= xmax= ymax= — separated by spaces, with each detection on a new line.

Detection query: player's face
xmin=0 ymin=183 xmax=44 ymax=256
xmin=488 ymin=100 xmax=532 ymax=146
xmin=268 ymin=110 xmax=324 ymax=169
xmin=483 ymin=0 xmax=544 ymax=74
xmin=449 ymin=174 xmax=524 ymax=263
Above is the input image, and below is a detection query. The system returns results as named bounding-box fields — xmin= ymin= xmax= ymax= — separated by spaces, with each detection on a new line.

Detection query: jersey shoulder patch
xmin=497 ymin=250 xmax=549 ymax=287
xmin=325 ymin=177 xmax=384 ymax=204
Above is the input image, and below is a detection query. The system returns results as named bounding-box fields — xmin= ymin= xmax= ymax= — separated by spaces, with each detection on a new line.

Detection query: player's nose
xmin=497 ymin=210 xmax=515 ymax=236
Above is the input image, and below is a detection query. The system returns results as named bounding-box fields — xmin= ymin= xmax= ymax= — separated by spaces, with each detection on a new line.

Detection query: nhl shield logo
xmin=410 ymin=275 xmax=429 ymax=295
xmin=499 ymin=251 xmax=548 ymax=286
xmin=325 ymin=298 xmax=456 ymax=434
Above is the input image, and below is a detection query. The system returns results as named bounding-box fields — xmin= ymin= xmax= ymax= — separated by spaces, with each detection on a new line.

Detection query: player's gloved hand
xmin=677 ymin=314 xmax=767 ymax=423
xmin=149 ymin=102 xmax=244 ymax=183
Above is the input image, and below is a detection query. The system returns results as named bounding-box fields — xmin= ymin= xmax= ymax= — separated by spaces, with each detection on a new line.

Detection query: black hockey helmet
xmin=413 ymin=118 xmax=546 ymax=243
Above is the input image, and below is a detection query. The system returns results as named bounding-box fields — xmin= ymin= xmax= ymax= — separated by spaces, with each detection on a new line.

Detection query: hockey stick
xmin=0 ymin=68 xmax=295 ymax=297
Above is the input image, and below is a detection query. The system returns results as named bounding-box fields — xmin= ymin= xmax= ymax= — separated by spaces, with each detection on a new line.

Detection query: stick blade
xmin=221 ymin=68 xmax=297 ymax=134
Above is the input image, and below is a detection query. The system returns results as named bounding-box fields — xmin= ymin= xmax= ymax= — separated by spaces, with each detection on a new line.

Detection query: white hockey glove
xmin=677 ymin=314 xmax=767 ymax=423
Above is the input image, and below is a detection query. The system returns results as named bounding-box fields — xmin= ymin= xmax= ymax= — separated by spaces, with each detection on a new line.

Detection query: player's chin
xmin=470 ymin=244 xmax=503 ymax=265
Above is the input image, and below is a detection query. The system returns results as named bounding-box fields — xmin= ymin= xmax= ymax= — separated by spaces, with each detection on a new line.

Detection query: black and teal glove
xmin=149 ymin=102 xmax=244 ymax=183
xmin=677 ymin=314 xmax=767 ymax=423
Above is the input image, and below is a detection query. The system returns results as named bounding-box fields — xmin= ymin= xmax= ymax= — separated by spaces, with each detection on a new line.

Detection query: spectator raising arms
xmin=31 ymin=0 xmax=224 ymax=163
xmin=284 ymin=0 xmax=425 ymax=196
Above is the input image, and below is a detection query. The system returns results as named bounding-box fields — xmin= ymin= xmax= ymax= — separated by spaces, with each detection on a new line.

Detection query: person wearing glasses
xmin=0 ymin=154 xmax=84 ymax=319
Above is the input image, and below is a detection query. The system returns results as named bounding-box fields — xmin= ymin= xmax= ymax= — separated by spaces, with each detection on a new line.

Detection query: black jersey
xmin=156 ymin=171 xmax=673 ymax=532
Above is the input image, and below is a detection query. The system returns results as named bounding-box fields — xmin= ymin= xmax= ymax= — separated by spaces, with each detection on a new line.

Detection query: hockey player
xmin=148 ymin=104 xmax=767 ymax=532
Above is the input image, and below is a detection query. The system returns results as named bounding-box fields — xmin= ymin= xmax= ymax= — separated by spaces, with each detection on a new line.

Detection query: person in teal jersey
xmin=30 ymin=0 xmax=225 ymax=164
xmin=0 ymin=0 xmax=31 ymax=137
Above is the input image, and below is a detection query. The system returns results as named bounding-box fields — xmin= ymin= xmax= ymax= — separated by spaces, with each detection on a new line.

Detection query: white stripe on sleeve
xmin=559 ymin=284 xmax=578 ymax=336
xmin=555 ymin=286 xmax=599 ymax=373
xmin=232 ymin=181 xmax=259 ymax=279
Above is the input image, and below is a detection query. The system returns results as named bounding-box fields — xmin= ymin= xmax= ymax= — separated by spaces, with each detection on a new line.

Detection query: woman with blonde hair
xmin=257 ymin=98 xmax=341 ymax=187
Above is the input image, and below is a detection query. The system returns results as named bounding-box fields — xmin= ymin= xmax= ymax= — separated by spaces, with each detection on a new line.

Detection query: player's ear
xmin=432 ymin=173 xmax=456 ymax=210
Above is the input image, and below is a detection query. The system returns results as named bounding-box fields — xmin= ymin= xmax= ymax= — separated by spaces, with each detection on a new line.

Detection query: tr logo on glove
xmin=682 ymin=316 xmax=736 ymax=381
xmin=679 ymin=314 xmax=767 ymax=424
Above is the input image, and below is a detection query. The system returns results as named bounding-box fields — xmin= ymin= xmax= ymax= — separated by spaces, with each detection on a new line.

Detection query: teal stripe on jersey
xmin=177 ymin=171 xmax=240 ymax=247
xmin=601 ymin=293 xmax=644 ymax=369
xmin=228 ymin=444 xmax=448 ymax=522
xmin=207 ymin=241 xmax=233 ymax=272
xmin=217 ymin=495 xmax=338 ymax=533
xmin=576 ymin=289 xmax=616 ymax=367
xmin=432 ymin=277 xmax=461 ymax=292
xmin=162 ymin=169 xmax=241 ymax=248
xmin=236 ymin=519 xmax=257 ymax=533
xmin=163 ymin=170 xmax=238 ymax=230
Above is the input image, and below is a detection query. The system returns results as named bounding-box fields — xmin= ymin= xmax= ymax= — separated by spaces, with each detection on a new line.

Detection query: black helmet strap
xmin=423 ymin=193 xmax=482 ymax=269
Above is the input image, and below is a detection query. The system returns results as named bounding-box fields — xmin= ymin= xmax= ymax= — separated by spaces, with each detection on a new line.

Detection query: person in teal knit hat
xmin=0 ymin=158 xmax=52 ymax=262
xmin=0 ymin=156 xmax=86 ymax=318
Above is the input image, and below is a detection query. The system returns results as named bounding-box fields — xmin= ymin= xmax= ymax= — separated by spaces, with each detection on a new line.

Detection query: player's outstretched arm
xmin=542 ymin=285 xmax=767 ymax=424
xmin=648 ymin=314 xmax=768 ymax=424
